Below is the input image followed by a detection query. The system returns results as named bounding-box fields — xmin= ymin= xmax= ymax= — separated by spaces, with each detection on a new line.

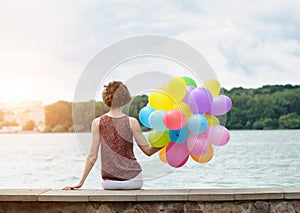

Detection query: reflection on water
xmin=0 ymin=130 xmax=299 ymax=189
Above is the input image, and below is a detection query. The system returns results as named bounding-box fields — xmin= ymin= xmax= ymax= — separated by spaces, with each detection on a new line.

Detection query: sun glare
xmin=11 ymin=88 xmax=30 ymax=102
xmin=3 ymin=80 xmax=32 ymax=103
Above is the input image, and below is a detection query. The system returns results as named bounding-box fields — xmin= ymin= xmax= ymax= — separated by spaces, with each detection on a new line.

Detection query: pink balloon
xmin=205 ymin=125 xmax=230 ymax=146
xmin=166 ymin=142 xmax=189 ymax=168
xmin=186 ymin=134 xmax=208 ymax=156
xmin=188 ymin=88 xmax=213 ymax=114
xmin=163 ymin=110 xmax=187 ymax=130
xmin=212 ymin=95 xmax=232 ymax=116
xmin=182 ymin=86 xmax=195 ymax=104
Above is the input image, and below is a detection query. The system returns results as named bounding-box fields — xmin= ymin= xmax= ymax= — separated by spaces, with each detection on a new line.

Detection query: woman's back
xmin=99 ymin=114 xmax=142 ymax=181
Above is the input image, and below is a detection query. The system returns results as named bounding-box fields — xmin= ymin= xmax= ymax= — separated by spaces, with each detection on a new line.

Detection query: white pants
xmin=101 ymin=172 xmax=143 ymax=190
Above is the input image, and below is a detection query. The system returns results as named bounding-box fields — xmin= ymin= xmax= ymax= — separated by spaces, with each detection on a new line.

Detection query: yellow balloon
xmin=172 ymin=102 xmax=193 ymax=118
xmin=159 ymin=145 xmax=168 ymax=163
xmin=149 ymin=91 xmax=175 ymax=111
xmin=202 ymin=79 xmax=221 ymax=97
xmin=190 ymin=143 xmax=214 ymax=163
xmin=204 ymin=114 xmax=220 ymax=126
xmin=167 ymin=77 xmax=186 ymax=102
xmin=148 ymin=130 xmax=170 ymax=148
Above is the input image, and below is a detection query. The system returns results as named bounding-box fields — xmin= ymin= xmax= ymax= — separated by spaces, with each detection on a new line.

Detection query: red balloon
xmin=163 ymin=110 xmax=187 ymax=130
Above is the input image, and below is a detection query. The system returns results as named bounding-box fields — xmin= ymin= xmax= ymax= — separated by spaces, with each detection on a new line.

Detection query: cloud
xmin=175 ymin=0 xmax=300 ymax=88
xmin=0 ymin=0 xmax=299 ymax=103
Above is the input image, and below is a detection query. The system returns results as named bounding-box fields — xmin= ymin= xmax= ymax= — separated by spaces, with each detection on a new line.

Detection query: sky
xmin=0 ymin=0 xmax=299 ymax=104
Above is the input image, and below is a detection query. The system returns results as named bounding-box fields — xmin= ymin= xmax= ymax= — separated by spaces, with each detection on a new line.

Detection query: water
xmin=0 ymin=130 xmax=299 ymax=189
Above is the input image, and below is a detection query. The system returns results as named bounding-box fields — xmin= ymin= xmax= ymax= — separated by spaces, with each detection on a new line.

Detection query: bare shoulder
xmin=129 ymin=116 xmax=138 ymax=123
xmin=92 ymin=117 xmax=101 ymax=130
xmin=129 ymin=117 xmax=140 ymax=131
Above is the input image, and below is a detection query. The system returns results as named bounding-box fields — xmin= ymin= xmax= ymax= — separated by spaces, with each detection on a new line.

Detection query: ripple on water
xmin=0 ymin=130 xmax=300 ymax=189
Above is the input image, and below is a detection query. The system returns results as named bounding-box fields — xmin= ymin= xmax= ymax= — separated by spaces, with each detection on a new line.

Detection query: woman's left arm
xmin=63 ymin=117 xmax=101 ymax=190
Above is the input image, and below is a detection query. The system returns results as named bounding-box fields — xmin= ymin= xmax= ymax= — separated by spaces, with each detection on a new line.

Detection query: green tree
xmin=45 ymin=101 xmax=73 ymax=131
xmin=23 ymin=120 xmax=35 ymax=131
xmin=252 ymin=120 xmax=264 ymax=130
xmin=0 ymin=110 xmax=4 ymax=121
xmin=279 ymin=113 xmax=300 ymax=129
xmin=225 ymin=84 xmax=300 ymax=130
xmin=40 ymin=84 xmax=300 ymax=131
xmin=127 ymin=95 xmax=148 ymax=120
xmin=126 ymin=95 xmax=149 ymax=130
xmin=52 ymin=124 xmax=67 ymax=133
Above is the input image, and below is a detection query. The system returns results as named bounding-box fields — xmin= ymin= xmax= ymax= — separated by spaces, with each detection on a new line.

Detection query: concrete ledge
xmin=0 ymin=189 xmax=50 ymax=202
xmin=38 ymin=189 xmax=98 ymax=202
xmin=189 ymin=188 xmax=234 ymax=201
xmin=1 ymin=188 xmax=300 ymax=212
xmin=0 ymin=187 xmax=299 ymax=202
xmin=137 ymin=189 xmax=190 ymax=201
xmin=283 ymin=187 xmax=300 ymax=199
xmin=233 ymin=187 xmax=285 ymax=200
xmin=90 ymin=189 xmax=140 ymax=202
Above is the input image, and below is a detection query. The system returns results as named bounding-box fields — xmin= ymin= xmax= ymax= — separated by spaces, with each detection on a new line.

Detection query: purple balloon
xmin=188 ymin=88 xmax=213 ymax=114
xmin=166 ymin=142 xmax=189 ymax=168
xmin=212 ymin=95 xmax=232 ymax=116
xmin=182 ymin=86 xmax=195 ymax=104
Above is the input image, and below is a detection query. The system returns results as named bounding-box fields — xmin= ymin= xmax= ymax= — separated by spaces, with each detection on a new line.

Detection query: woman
xmin=63 ymin=81 xmax=160 ymax=190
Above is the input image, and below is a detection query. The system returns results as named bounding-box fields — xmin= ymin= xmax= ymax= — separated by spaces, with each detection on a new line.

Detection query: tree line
xmin=225 ymin=84 xmax=300 ymax=129
xmin=43 ymin=84 xmax=300 ymax=132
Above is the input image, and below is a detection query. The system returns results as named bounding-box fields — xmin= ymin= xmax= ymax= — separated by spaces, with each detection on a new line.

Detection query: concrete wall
xmin=0 ymin=188 xmax=299 ymax=212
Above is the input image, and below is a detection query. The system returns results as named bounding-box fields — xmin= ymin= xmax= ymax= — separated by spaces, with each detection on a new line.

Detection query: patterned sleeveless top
xmin=99 ymin=115 xmax=142 ymax=181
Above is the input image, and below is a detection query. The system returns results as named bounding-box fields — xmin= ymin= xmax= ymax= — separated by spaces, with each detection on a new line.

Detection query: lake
xmin=0 ymin=130 xmax=299 ymax=189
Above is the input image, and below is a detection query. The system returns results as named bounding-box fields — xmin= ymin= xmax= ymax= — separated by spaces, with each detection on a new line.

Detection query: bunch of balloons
xmin=139 ymin=76 xmax=232 ymax=168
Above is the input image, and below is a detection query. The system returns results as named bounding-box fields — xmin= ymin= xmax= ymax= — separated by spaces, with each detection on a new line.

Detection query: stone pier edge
xmin=0 ymin=187 xmax=299 ymax=202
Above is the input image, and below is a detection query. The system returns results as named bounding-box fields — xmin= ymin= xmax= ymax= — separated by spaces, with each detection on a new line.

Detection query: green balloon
xmin=182 ymin=76 xmax=197 ymax=87
xmin=148 ymin=130 xmax=170 ymax=148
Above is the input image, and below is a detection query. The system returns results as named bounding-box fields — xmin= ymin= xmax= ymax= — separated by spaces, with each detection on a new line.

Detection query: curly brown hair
xmin=102 ymin=81 xmax=132 ymax=108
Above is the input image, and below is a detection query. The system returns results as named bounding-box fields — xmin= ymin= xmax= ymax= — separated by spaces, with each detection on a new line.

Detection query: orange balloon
xmin=190 ymin=143 xmax=214 ymax=163
xmin=159 ymin=145 xmax=168 ymax=163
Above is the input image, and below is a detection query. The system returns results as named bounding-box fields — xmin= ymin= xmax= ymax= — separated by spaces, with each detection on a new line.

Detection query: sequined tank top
xmin=99 ymin=115 xmax=142 ymax=181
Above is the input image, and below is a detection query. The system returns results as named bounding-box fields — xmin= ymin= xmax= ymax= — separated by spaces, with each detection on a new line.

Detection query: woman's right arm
xmin=63 ymin=117 xmax=101 ymax=190
xmin=129 ymin=117 xmax=161 ymax=156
